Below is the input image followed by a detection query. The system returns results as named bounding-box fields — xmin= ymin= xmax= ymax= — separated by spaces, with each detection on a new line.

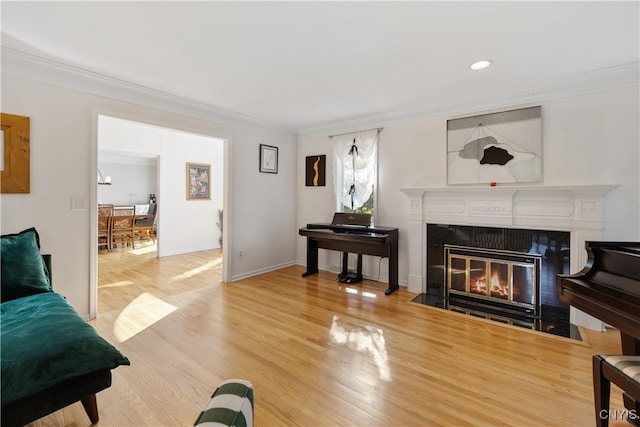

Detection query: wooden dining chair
xmin=134 ymin=203 xmax=157 ymax=243
xmin=97 ymin=204 xmax=113 ymax=251
xmin=111 ymin=206 xmax=136 ymax=249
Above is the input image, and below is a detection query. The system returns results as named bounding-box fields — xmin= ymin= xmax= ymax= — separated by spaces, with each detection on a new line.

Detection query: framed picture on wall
xmin=446 ymin=106 xmax=542 ymax=184
xmin=186 ymin=162 xmax=211 ymax=200
xmin=259 ymin=144 xmax=278 ymax=174
xmin=1 ymin=113 xmax=30 ymax=193
xmin=305 ymin=155 xmax=326 ymax=186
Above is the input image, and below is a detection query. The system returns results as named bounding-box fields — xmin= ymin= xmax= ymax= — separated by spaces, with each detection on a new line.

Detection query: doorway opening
xmin=95 ymin=115 xmax=225 ymax=317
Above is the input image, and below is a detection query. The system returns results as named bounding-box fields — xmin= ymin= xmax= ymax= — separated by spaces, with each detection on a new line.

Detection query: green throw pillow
xmin=1 ymin=228 xmax=52 ymax=302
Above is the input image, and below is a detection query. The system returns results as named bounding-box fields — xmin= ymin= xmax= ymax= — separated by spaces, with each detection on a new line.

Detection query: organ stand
xmin=299 ymin=213 xmax=399 ymax=295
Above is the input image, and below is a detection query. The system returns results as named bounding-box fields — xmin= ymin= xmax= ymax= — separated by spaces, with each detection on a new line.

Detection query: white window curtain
xmin=332 ymin=129 xmax=378 ymax=211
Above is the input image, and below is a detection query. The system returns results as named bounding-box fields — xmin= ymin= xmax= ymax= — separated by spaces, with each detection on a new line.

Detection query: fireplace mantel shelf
xmin=400 ymin=184 xmax=618 ymax=232
xmin=400 ymin=184 xmax=618 ymax=197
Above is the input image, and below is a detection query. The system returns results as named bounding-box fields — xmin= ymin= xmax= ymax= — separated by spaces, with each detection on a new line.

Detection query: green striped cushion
xmin=603 ymin=355 xmax=640 ymax=382
xmin=194 ymin=379 xmax=253 ymax=427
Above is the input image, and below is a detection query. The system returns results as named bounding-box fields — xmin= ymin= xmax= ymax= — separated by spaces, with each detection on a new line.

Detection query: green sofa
xmin=1 ymin=228 xmax=130 ymax=426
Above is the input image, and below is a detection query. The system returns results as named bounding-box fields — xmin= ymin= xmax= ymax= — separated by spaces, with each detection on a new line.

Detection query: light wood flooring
xmin=27 ymin=243 xmax=628 ymax=426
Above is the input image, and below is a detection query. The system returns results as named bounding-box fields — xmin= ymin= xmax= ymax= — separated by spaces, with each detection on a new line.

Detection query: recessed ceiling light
xmin=470 ymin=60 xmax=492 ymax=70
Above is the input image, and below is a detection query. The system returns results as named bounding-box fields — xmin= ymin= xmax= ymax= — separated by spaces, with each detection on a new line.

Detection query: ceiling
xmin=2 ymin=1 xmax=639 ymax=133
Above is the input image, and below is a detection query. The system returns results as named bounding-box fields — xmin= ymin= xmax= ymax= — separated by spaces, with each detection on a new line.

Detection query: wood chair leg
xmin=80 ymin=393 xmax=99 ymax=424
xmin=593 ymin=355 xmax=611 ymax=427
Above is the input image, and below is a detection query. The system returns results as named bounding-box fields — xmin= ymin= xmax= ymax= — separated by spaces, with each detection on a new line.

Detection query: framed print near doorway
xmin=186 ymin=162 xmax=211 ymax=200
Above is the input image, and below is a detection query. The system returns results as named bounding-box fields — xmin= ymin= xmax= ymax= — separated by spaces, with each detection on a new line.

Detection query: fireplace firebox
xmin=445 ymin=245 xmax=541 ymax=318
xmin=412 ymin=224 xmax=574 ymax=337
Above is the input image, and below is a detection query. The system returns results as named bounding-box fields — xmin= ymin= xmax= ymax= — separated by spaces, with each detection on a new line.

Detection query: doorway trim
xmin=89 ymin=107 xmax=231 ymax=319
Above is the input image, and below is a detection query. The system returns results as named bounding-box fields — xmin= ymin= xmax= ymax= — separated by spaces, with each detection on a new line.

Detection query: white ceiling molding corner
xmin=1 ymin=46 xmax=298 ymax=141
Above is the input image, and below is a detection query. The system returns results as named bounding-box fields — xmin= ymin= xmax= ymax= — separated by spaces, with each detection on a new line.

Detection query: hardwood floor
xmin=27 ymin=245 xmax=628 ymax=426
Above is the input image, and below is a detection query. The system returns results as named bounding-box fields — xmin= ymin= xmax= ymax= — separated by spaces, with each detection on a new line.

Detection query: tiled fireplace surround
xmin=400 ymin=185 xmax=617 ymax=331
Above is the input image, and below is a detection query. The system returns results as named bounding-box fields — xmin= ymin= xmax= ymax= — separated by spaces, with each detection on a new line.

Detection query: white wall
xmin=1 ymin=74 xmax=298 ymax=318
xmin=297 ymin=86 xmax=640 ymax=283
xmin=97 ymin=161 xmax=157 ymax=205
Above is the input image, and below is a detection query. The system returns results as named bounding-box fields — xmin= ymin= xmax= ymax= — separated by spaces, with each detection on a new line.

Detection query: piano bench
xmin=593 ymin=355 xmax=640 ymax=427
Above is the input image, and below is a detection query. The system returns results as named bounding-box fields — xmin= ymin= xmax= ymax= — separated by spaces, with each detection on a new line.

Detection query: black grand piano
xmin=557 ymin=241 xmax=640 ymax=415
xmin=299 ymin=213 xmax=399 ymax=295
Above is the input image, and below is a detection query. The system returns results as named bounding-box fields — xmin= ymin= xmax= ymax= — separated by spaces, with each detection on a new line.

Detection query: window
xmin=332 ymin=129 xmax=379 ymax=224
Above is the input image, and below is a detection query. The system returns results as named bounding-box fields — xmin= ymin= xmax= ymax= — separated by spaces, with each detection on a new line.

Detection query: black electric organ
xmin=299 ymin=213 xmax=399 ymax=295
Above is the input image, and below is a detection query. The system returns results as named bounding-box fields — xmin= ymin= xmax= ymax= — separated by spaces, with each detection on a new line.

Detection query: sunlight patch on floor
xmin=128 ymin=244 xmax=157 ymax=255
xmin=171 ymin=257 xmax=222 ymax=281
xmin=113 ymin=292 xmax=177 ymax=342
xmin=344 ymin=287 xmax=377 ymax=299
xmin=99 ymin=280 xmax=134 ymax=289
xmin=329 ymin=315 xmax=390 ymax=382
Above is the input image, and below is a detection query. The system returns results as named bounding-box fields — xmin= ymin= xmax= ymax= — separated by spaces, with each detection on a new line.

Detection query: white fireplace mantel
xmin=400 ymin=184 xmax=618 ymax=330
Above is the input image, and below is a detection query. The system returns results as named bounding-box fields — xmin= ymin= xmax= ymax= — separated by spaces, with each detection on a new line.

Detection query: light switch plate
xmin=71 ymin=196 xmax=88 ymax=211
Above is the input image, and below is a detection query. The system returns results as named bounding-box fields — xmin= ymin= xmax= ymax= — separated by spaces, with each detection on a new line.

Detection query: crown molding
xmin=3 ymin=45 xmax=637 ymax=142
xmin=1 ymin=46 xmax=298 ymax=141
xmin=297 ymin=62 xmax=640 ymax=140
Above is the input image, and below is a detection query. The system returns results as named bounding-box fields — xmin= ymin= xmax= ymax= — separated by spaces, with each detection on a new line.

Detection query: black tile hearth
xmin=411 ymin=292 xmax=581 ymax=340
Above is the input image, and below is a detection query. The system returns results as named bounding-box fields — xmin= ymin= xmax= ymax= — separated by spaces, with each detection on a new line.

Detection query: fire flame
xmin=471 ymin=273 xmax=508 ymax=299
xmin=470 ymin=277 xmax=486 ymax=294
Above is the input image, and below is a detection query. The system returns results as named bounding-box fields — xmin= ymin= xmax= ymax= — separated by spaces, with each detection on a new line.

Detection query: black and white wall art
xmin=447 ymin=106 xmax=542 ymax=184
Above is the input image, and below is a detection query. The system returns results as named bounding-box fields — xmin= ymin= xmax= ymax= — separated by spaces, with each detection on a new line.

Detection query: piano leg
xmin=302 ymin=239 xmax=319 ymax=277
xmin=341 ymin=252 xmax=349 ymax=278
xmin=385 ymin=240 xmax=400 ymax=295
xmin=338 ymin=253 xmax=363 ymax=284
xmin=384 ymin=286 xmax=398 ymax=295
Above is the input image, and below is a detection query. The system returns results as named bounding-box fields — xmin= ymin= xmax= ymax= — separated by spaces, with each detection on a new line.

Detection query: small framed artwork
xmin=259 ymin=144 xmax=278 ymax=174
xmin=305 ymin=155 xmax=326 ymax=186
xmin=186 ymin=162 xmax=211 ymax=200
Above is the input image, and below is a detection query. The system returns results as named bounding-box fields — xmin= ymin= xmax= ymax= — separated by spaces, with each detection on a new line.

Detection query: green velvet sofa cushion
xmin=1 ymin=292 xmax=130 ymax=404
xmin=1 ymin=228 xmax=52 ymax=302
